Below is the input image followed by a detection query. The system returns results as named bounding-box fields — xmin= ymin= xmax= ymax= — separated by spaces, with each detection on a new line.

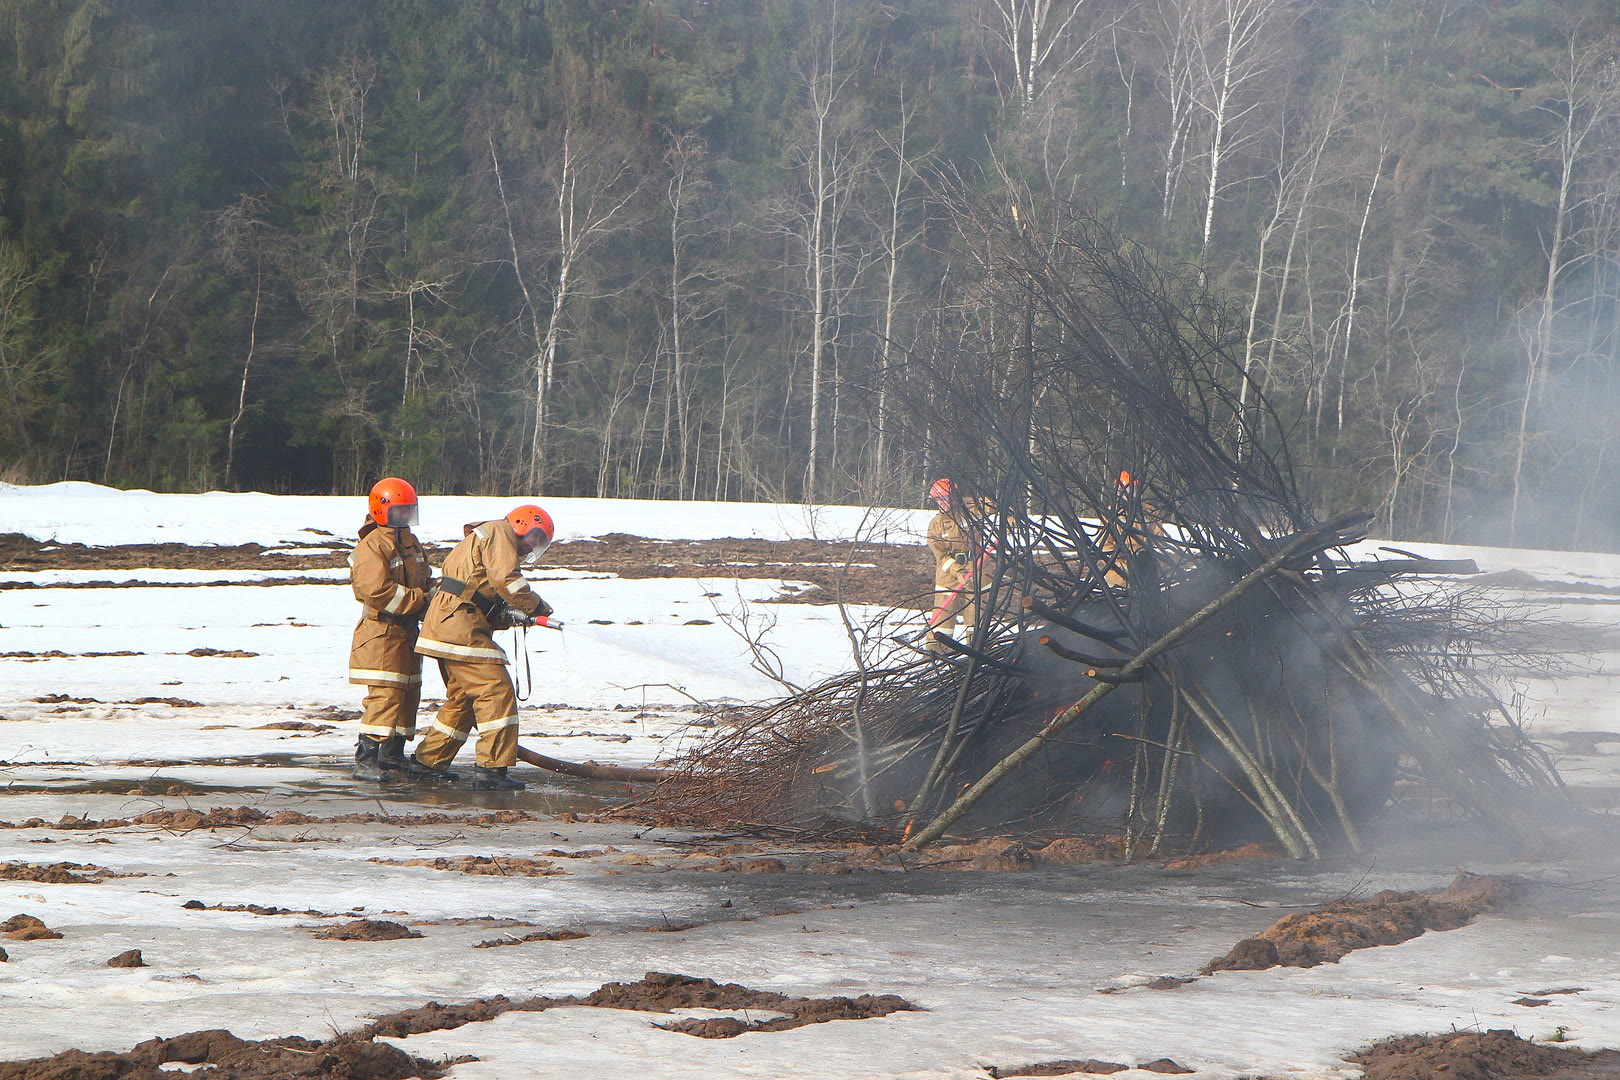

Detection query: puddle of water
xmin=0 ymin=759 xmax=627 ymax=817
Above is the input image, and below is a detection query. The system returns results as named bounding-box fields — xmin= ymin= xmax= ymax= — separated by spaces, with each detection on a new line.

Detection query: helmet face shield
xmin=385 ymin=503 xmax=419 ymax=528
xmin=369 ymin=477 xmax=419 ymax=528
xmin=506 ymin=504 xmax=555 ymax=561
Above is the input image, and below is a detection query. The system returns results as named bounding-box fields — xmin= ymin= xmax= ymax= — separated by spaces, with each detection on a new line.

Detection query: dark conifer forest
xmin=4 ymin=0 xmax=1620 ymax=549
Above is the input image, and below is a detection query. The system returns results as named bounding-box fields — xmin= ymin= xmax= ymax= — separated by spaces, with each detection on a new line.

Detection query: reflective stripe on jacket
xmin=415 ymin=520 xmax=544 ymax=665
xmin=348 ymin=521 xmax=432 ymax=686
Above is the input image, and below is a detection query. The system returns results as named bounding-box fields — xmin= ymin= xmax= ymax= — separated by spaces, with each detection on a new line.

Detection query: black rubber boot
xmin=469 ymin=765 xmax=525 ymax=791
xmin=379 ymin=736 xmax=439 ymax=779
xmin=352 ymin=737 xmax=388 ymax=782
xmin=411 ymin=755 xmax=459 ymax=783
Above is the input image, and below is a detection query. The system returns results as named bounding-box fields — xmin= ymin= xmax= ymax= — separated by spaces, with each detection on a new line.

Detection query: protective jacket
xmin=415 ymin=520 xmax=545 ymax=664
xmin=1095 ymin=501 xmax=1166 ymax=588
xmin=926 ymin=496 xmax=998 ymax=565
xmin=348 ymin=521 xmax=433 ymax=686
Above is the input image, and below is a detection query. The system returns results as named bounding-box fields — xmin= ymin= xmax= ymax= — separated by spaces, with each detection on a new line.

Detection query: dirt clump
xmin=584 ymin=971 xmax=918 ymax=1038
xmin=988 ymin=1059 xmax=1192 ymax=1077
xmin=182 ymin=900 xmax=334 ymax=916
xmin=106 ymin=949 xmax=145 ymax=968
xmin=2 ymin=914 xmax=62 ymax=940
xmin=987 ymin=1060 xmax=1131 ymax=1076
xmin=1349 ymin=1029 xmax=1620 ymax=1080
xmin=914 ymin=838 xmax=1039 ymax=871
xmin=473 ymin=928 xmax=588 ymax=948
xmin=369 ymin=855 xmax=562 ymax=877
xmin=1205 ymin=871 xmax=1520 ymax=973
xmin=1161 ymin=842 xmax=1277 ymax=869
xmin=133 ymin=806 xmax=272 ymax=829
xmin=0 ymin=970 xmax=917 ymax=1074
xmin=0 ymin=807 xmax=539 ymax=832
xmin=314 ymin=919 xmax=423 ymax=941
xmin=0 ymin=1027 xmax=446 ymax=1080
xmin=1033 ymin=836 xmax=1126 ymax=864
xmin=255 ymin=720 xmax=334 ymax=731
xmin=0 ymin=861 xmax=118 ymax=884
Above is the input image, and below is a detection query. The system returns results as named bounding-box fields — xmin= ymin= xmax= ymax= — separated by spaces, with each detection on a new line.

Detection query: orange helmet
xmin=929 ymin=478 xmax=957 ymax=512
xmin=506 ymin=504 xmax=555 ymax=555
xmin=368 ymin=477 xmax=418 ymax=528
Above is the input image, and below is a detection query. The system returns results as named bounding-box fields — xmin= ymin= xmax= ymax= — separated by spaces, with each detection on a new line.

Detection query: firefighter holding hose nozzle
xmin=349 ymin=478 xmax=437 ymax=782
xmin=411 ymin=505 xmax=557 ymax=790
xmin=924 ymin=478 xmax=998 ymax=653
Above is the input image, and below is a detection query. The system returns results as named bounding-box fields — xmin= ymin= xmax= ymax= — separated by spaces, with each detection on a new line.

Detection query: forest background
xmin=2 ymin=0 xmax=1619 ymax=550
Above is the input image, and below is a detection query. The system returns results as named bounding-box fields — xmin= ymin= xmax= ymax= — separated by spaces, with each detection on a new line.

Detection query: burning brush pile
xmin=646 ymin=201 xmax=1565 ymax=857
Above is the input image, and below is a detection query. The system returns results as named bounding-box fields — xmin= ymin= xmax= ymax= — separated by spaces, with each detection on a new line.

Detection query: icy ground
xmin=1 ymin=483 xmax=1619 ymax=1078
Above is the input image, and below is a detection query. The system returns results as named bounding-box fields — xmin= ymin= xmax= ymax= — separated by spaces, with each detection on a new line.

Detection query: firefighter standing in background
xmin=1096 ymin=470 xmax=1165 ymax=589
xmin=349 ymin=477 xmax=436 ymax=782
xmin=412 ymin=505 xmax=556 ymax=790
xmin=924 ymin=478 xmax=996 ymax=652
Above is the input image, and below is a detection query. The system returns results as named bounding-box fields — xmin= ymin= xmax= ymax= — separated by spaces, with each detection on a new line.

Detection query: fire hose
xmin=503 ymin=610 xmax=671 ymax=784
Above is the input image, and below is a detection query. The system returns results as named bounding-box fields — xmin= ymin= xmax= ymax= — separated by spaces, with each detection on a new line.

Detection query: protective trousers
xmin=926 ymin=556 xmax=978 ymax=651
xmin=357 ymin=682 xmax=422 ymax=742
xmin=414 ymin=659 xmax=519 ymax=769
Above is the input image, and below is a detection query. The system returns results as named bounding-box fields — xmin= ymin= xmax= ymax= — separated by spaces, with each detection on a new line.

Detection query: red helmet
xmin=368 ymin=477 xmax=418 ymax=528
xmin=929 ymin=478 xmax=957 ymax=512
xmin=506 ymin=504 xmax=555 ymax=555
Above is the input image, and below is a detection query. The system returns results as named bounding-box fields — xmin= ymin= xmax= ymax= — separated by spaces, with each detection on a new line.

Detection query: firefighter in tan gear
xmin=1095 ymin=470 xmax=1166 ymax=588
xmin=412 ymin=505 xmax=556 ymax=790
xmin=349 ymin=477 xmax=435 ymax=782
xmin=924 ymin=478 xmax=996 ymax=652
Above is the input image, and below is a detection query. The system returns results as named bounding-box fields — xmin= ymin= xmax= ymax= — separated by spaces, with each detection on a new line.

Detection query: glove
xmin=486 ymin=599 xmax=534 ymax=628
xmin=534 ymin=596 xmax=554 ymax=618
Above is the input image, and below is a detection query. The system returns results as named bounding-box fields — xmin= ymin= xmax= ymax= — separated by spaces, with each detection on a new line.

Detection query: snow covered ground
xmin=1 ymin=483 xmax=1619 ymax=1078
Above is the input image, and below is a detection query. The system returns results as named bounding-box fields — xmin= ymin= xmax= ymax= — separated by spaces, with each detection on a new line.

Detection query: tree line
xmin=2 ymin=0 xmax=1619 ymax=550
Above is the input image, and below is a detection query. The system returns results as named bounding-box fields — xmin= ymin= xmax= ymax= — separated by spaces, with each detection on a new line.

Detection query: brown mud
xmin=0 ymin=532 xmax=933 ymax=608
xmin=1205 ymin=872 xmax=1519 ymax=973
xmin=313 ymin=919 xmax=422 ymax=941
xmin=0 ymin=807 xmax=539 ymax=831
xmin=357 ymin=970 xmax=918 ymax=1042
xmin=0 ymin=971 xmax=922 ymax=1074
xmin=367 ymin=855 xmax=563 ymax=877
xmin=988 ymin=1058 xmax=1192 ymax=1076
xmin=0 ymin=1028 xmax=448 ymax=1080
xmin=473 ymin=927 xmax=588 ymax=948
xmin=1349 ymin=1029 xmax=1620 ymax=1080
xmin=1 ymin=914 xmax=62 ymax=940
xmin=0 ymin=861 xmax=126 ymax=884
xmin=182 ymin=899 xmax=340 ymax=916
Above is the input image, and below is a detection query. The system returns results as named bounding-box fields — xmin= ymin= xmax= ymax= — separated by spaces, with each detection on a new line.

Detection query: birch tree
xmin=1186 ymin=0 xmax=1300 ymax=253
xmin=778 ymin=1 xmax=876 ymax=502
xmin=979 ymin=0 xmax=1104 ymax=109
xmin=488 ymin=78 xmax=645 ymax=493
xmin=1508 ymin=25 xmax=1620 ymax=544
